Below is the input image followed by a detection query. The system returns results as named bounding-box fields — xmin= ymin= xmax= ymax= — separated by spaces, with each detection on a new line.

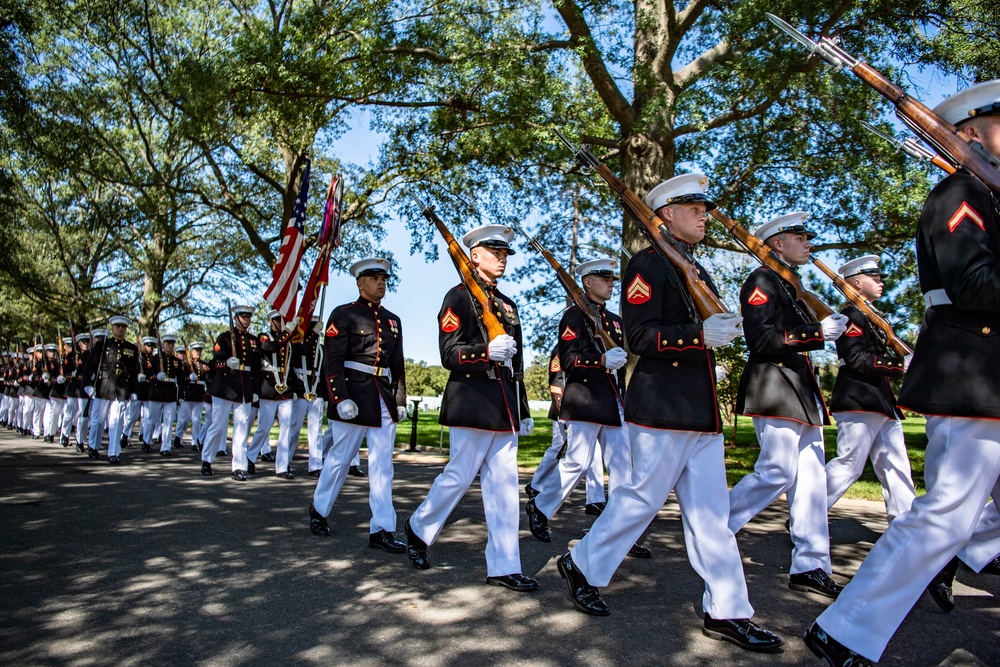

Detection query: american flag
xmin=264 ymin=159 xmax=311 ymax=320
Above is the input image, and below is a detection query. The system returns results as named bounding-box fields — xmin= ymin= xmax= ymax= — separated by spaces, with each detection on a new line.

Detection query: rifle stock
xmin=412 ymin=195 xmax=508 ymax=341
xmin=553 ymin=129 xmax=730 ymax=320
xmin=508 ymin=221 xmax=617 ymax=351
xmin=810 ymin=257 xmax=913 ymax=357
xmin=709 ymin=209 xmax=833 ymax=322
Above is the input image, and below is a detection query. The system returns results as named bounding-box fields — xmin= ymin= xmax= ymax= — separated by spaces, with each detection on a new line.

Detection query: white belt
xmin=923 ymin=289 xmax=952 ymax=308
xmin=344 ymin=360 xmax=391 ymax=383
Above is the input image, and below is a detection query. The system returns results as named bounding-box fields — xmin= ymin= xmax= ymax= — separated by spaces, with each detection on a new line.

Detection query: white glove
xmin=487 ymin=334 xmax=517 ymax=361
xmin=84 ymin=386 xmax=94 ymax=397
xmin=156 ymin=372 xmax=167 ymax=382
xmin=519 ymin=417 xmax=534 ymax=436
xmin=715 ymin=365 xmax=728 ymax=383
xmin=28 ymin=374 xmax=34 ymax=382
xmin=337 ymin=399 xmax=359 ymax=420
xmin=603 ymin=347 xmax=628 ymax=370
xmin=252 ymin=393 xmax=259 ymax=403
xmin=130 ymin=393 xmax=137 ymax=401
xmin=189 ymin=373 xmax=198 ymax=382
xmin=821 ymin=314 xmax=849 ymax=341
xmin=703 ymin=313 xmax=744 ymax=348
xmin=42 ymin=372 xmax=51 ymax=382
xmin=284 ymin=318 xmax=299 ymax=332
xmin=313 ymin=321 xmax=324 ymax=334
xmin=138 ymin=374 xmax=147 ymax=382
xmin=397 ymin=406 xmax=408 ymax=421
xmin=56 ymin=375 xmax=66 ymax=384
xmin=226 ymin=356 xmax=240 ymax=369
xmin=903 ymin=354 xmax=913 ymax=371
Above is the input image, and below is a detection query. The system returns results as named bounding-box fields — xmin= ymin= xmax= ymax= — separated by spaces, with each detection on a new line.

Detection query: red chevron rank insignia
xmin=561 ymin=326 xmax=577 ymax=340
xmin=325 ymin=322 xmax=339 ymax=337
xmin=747 ymin=287 xmax=769 ymax=306
xmin=626 ymin=274 xmax=651 ymax=305
xmin=844 ymin=322 xmax=863 ymax=337
xmin=440 ymin=308 xmax=460 ymax=332
xmin=946 ymin=202 xmax=985 ymax=233
xmin=550 ymin=356 xmax=561 ymax=372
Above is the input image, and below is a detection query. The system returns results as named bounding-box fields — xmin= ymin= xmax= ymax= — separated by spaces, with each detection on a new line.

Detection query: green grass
xmin=390 ymin=410 xmax=930 ymax=502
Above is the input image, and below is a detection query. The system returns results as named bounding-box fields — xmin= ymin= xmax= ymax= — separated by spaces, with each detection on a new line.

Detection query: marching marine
xmin=81 ymin=316 xmax=140 ymax=463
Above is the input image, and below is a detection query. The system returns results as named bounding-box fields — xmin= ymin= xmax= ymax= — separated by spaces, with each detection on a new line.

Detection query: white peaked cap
xmin=753 ymin=211 xmax=816 ymax=241
xmin=934 ymin=79 xmax=1000 ymax=126
xmin=461 ymin=225 xmax=516 ymax=254
xmin=644 ymin=173 xmax=716 ymax=212
xmin=575 ymin=258 xmax=619 ymax=279
xmin=839 ymin=255 xmax=882 ymax=278
xmin=349 ymin=257 xmax=393 ymax=278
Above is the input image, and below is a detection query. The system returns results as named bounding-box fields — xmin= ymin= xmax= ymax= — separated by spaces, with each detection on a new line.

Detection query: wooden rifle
xmin=411 ymin=194 xmax=509 ymax=342
xmin=708 ymin=208 xmax=834 ymax=322
xmin=553 ymin=129 xmax=730 ymax=320
xmin=809 ymin=257 xmax=912 ymax=357
xmin=768 ymin=14 xmax=1000 ymax=195
xmin=508 ymin=220 xmax=617 ymax=352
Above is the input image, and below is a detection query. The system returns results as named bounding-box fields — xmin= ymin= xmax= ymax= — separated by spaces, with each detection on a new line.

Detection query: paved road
xmin=1 ymin=429 xmax=997 ymax=666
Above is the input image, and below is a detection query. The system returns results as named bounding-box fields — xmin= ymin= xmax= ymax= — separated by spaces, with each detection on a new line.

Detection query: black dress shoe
xmin=309 ymin=503 xmax=331 ymax=536
xmin=108 ymin=456 xmax=121 ymax=465
xmin=927 ymin=556 xmax=959 ymax=612
xmin=44 ymin=435 xmax=54 ymax=444
xmin=557 ymin=552 xmax=610 ymax=616
xmin=369 ymin=529 xmax=406 ymax=553
xmin=141 ymin=443 xmax=151 ymax=452
xmin=75 ymin=443 xmax=84 ymax=453
xmin=201 ymin=461 xmax=213 ymax=476
xmin=217 ymin=450 xmax=228 ymax=457
xmin=525 ymin=482 xmax=538 ymax=499
xmin=703 ymin=614 xmax=783 ymax=652
xmin=192 ymin=444 xmax=200 ymax=452
xmin=247 ymin=461 xmax=256 ymax=474
xmin=585 ymin=502 xmax=606 ymax=516
xmin=275 ymin=471 xmax=294 ymax=479
xmin=980 ymin=556 xmax=1000 ymax=576
xmin=260 ymin=452 xmax=275 ymax=462
xmin=160 ymin=450 xmax=172 ymax=456
xmin=172 ymin=436 xmax=181 ymax=449
xmin=789 ymin=568 xmax=844 ymax=599
xmin=308 ymin=469 xmax=322 ymax=478
xmin=120 ymin=434 xmax=129 ymax=448
xmin=486 ymin=573 xmax=539 ymax=592
xmin=232 ymin=469 xmax=248 ymax=481
xmin=803 ymin=622 xmax=875 ymax=666
xmin=626 ymin=543 xmax=652 ymax=558
xmin=348 ymin=465 xmax=366 ymax=477
xmin=405 ymin=518 xmax=430 ymax=570
xmin=525 ymin=499 xmax=551 ymax=542
xmin=88 ymin=448 xmax=100 ymax=460
xmin=60 ymin=435 xmax=70 ymax=447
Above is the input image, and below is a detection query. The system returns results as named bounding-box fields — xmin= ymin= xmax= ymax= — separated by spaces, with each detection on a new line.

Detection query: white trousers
xmin=1 ymin=394 xmax=10 ymax=422
xmin=154 ymin=401 xmax=179 ymax=451
xmin=31 ymin=396 xmax=47 ymax=436
xmin=174 ymin=400 xmax=206 ymax=444
xmin=728 ymin=417 xmax=831 ymax=575
xmin=200 ymin=401 xmax=214 ymax=447
xmin=122 ymin=399 xmax=141 ymax=441
xmin=828 ymin=412 xmax=916 ymax=523
xmin=88 ymin=397 xmax=128 ymax=455
xmin=60 ymin=396 xmax=78 ymax=440
xmin=817 ymin=416 xmax=1000 ymax=661
xmin=531 ymin=419 xmax=606 ymax=504
xmin=535 ymin=416 xmax=629 ymax=519
xmin=318 ymin=429 xmax=362 ymax=467
xmin=71 ymin=397 xmax=89 ymax=445
xmin=572 ymin=426 xmax=754 ymax=619
xmin=202 ymin=397 xmax=253 ymax=470
xmin=141 ymin=401 xmax=157 ymax=443
xmin=248 ymin=400 xmax=288 ymax=461
xmin=21 ymin=396 xmax=34 ymax=432
xmin=409 ymin=427 xmax=521 ymax=577
xmin=274 ymin=399 xmax=308 ymax=473
xmin=46 ymin=397 xmax=66 ymax=438
xmin=313 ymin=397 xmax=397 ymax=532
xmin=306 ymin=397 xmax=326 ymax=472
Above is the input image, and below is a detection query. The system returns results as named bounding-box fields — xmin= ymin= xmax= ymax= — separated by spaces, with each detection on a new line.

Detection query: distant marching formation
xmin=4 ymin=18 xmax=1000 ymax=665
